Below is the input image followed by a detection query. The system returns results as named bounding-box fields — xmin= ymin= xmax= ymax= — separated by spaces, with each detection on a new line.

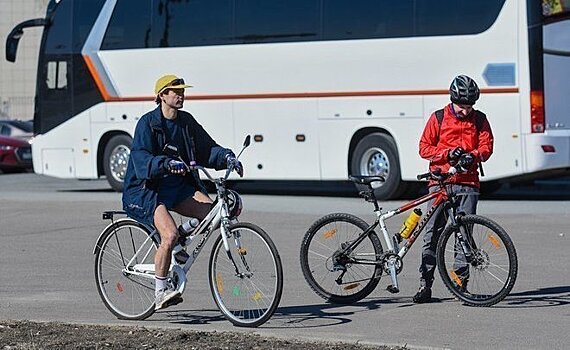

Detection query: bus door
xmin=35 ymin=0 xmax=75 ymax=177
xmin=543 ymin=16 xmax=570 ymax=132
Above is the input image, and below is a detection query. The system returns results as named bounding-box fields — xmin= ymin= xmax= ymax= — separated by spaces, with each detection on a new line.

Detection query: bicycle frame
xmin=114 ymin=137 xmax=252 ymax=297
xmin=341 ymin=180 xmax=474 ymax=292
xmin=124 ymin=175 xmax=241 ymax=296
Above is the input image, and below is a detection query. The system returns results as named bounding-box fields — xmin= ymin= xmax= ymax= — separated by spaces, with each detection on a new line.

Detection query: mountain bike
xmin=300 ymin=167 xmax=517 ymax=307
xmin=94 ymin=136 xmax=283 ymax=327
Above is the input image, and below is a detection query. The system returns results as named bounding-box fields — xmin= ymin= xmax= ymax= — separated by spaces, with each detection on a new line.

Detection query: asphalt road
xmin=1 ymin=174 xmax=569 ymax=349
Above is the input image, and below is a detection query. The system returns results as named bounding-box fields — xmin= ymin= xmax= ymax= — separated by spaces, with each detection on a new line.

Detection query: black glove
xmin=448 ymin=147 xmax=466 ymax=163
xmin=456 ymin=153 xmax=475 ymax=172
xmin=166 ymin=159 xmax=186 ymax=175
xmin=226 ymin=154 xmax=244 ymax=177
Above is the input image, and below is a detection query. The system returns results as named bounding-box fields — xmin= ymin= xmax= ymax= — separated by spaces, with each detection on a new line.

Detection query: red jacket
xmin=419 ymin=104 xmax=494 ymax=188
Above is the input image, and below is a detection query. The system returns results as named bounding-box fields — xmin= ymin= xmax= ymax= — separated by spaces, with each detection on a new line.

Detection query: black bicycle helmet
xmin=226 ymin=189 xmax=243 ymax=218
xmin=449 ymin=75 xmax=480 ymax=105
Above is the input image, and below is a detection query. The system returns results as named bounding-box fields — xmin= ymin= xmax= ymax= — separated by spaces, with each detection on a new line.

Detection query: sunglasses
xmin=167 ymin=78 xmax=185 ymax=86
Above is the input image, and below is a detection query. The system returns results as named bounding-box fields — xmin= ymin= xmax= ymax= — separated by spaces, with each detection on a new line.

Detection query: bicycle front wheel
xmin=94 ymin=219 xmax=158 ymax=320
xmin=300 ymin=213 xmax=383 ymax=304
xmin=437 ymin=215 xmax=518 ymax=306
xmin=209 ymin=222 xmax=283 ymax=327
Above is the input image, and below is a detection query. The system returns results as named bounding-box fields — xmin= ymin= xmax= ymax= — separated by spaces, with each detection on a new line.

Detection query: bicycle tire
xmin=209 ymin=222 xmax=283 ymax=327
xmin=300 ymin=213 xmax=383 ymax=304
xmin=94 ymin=219 xmax=158 ymax=320
xmin=436 ymin=214 xmax=518 ymax=307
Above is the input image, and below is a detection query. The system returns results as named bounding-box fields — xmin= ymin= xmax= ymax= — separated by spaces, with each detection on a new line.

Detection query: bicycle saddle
xmin=349 ymin=175 xmax=385 ymax=185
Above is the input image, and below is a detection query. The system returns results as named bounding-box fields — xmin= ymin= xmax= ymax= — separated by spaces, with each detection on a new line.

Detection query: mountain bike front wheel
xmin=94 ymin=219 xmax=158 ymax=320
xmin=437 ymin=214 xmax=518 ymax=307
xmin=300 ymin=213 xmax=383 ymax=304
xmin=209 ymin=222 xmax=283 ymax=327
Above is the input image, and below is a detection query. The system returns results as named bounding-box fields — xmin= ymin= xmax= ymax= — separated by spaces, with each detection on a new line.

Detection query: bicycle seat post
xmin=369 ymin=187 xmax=381 ymax=212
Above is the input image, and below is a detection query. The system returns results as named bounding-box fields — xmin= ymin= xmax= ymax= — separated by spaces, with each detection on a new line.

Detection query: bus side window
xmin=46 ymin=61 xmax=68 ymax=90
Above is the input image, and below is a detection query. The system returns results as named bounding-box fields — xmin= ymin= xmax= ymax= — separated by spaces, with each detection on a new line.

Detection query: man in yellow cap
xmin=122 ymin=74 xmax=243 ymax=310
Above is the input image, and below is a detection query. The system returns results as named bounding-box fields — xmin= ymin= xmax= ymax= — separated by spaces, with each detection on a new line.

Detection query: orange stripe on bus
xmin=80 ymin=62 xmax=519 ymax=103
xmin=83 ymin=55 xmax=113 ymax=101
xmin=116 ymin=87 xmax=519 ymax=102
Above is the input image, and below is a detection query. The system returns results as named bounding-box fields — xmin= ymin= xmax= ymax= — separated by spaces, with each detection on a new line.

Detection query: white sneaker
xmin=154 ymin=288 xmax=182 ymax=310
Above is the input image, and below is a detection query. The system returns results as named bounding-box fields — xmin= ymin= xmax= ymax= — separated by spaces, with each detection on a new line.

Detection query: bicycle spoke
xmin=437 ymin=215 xmax=517 ymax=306
xmin=210 ymin=223 xmax=282 ymax=327
xmin=300 ymin=213 xmax=383 ymax=304
xmin=95 ymin=221 xmax=156 ymax=320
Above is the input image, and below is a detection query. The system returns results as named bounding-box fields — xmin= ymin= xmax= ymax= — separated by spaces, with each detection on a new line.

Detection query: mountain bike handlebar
xmin=416 ymin=166 xmax=459 ymax=181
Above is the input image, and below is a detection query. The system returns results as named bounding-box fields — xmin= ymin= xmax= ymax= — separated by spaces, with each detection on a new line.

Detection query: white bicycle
xmin=93 ymin=136 xmax=283 ymax=327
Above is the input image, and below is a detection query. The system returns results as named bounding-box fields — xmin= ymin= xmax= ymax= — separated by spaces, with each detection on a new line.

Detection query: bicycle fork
xmin=449 ymin=213 xmax=476 ymax=263
xmin=220 ymin=216 xmax=252 ymax=279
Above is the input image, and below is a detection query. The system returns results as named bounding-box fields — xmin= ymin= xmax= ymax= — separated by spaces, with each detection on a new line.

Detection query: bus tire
xmin=103 ymin=134 xmax=132 ymax=192
xmin=350 ymin=133 xmax=404 ymax=200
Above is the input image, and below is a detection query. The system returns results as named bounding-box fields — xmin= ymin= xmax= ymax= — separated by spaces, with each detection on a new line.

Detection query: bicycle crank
xmin=382 ymin=253 xmax=403 ymax=294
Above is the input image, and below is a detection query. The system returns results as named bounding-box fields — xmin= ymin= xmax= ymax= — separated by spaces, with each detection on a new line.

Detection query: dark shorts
xmin=157 ymin=183 xmax=196 ymax=210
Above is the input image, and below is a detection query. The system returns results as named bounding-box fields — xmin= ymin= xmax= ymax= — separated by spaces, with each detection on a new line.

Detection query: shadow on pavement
xmin=497 ymin=286 xmax=570 ymax=308
xmin=157 ymin=296 xmax=454 ymax=329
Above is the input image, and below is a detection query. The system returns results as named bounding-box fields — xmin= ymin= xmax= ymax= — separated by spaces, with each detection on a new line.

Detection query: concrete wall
xmin=0 ymin=0 xmax=49 ymax=120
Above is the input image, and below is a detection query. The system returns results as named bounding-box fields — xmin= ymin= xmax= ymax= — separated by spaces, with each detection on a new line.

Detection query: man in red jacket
xmin=414 ymin=75 xmax=494 ymax=303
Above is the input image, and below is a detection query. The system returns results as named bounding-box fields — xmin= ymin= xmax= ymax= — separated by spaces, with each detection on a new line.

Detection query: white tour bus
xmin=6 ymin=0 xmax=570 ymax=199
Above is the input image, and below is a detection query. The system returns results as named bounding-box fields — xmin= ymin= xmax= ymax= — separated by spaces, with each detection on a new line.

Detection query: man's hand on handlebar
xmin=166 ymin=159 xmax=186 ymax=175
xmin=226 ymin=154 xmax=244 ymax=177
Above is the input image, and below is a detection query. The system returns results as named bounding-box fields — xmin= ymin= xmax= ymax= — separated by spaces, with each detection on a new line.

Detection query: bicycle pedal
xmin=386 ymin=285 xmax=400 ymax=294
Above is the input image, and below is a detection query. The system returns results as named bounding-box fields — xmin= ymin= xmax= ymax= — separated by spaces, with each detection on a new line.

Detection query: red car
xmin=0 ymin=135 xmax=33 ymax=173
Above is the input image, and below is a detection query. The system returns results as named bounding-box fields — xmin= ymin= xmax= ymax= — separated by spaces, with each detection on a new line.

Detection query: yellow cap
xmin=154 ymin=74 xmax=192 ymax=95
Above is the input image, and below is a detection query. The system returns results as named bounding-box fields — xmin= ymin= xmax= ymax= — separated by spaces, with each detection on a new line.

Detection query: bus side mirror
xmin=6 ymin=29 xmax=23 ymax=62
xmin=5 ymin=18 xmax=47 ymax=63
xmin=243 ymin=135 xmax=251 ymax=148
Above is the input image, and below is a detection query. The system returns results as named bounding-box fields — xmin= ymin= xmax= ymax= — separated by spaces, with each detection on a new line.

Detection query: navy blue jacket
xmin=122 ymin=106 xmax=231 ymax=227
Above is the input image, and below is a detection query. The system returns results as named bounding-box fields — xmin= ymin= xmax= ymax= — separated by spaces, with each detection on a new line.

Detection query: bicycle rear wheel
xmin=300 ymin=213 xmax=383 ymax=304
xmin=437 ymin=215 xmax=518 ymax=306
xmin=209 ymin=222 xmax=283 ymax=327
xmin=94 ymin=219 xmax=158 ymax=320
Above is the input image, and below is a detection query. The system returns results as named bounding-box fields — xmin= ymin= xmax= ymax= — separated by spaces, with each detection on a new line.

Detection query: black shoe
xmin=413 ymin=286 xmax=432 ymax=303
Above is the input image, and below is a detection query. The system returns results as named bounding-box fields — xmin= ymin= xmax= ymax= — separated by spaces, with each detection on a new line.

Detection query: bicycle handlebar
xmin=177 ymin=135 xmax=251 ymax=183
xmin=416 ymin=167 xmax=458 ymax=181
xmin=185 ymin=163 xmax=232 ymax=183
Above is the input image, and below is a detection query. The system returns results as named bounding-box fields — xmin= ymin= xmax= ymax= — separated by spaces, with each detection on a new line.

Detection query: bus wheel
xmin=350 ymin=133 xmax=404 ymax=200
xmin=103 ymin=134 xmax=132 ymax=192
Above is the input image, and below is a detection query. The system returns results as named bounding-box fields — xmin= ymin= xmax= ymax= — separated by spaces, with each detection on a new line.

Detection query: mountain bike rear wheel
xmin=209 ymin=222 xmax=283 ymax=327
xmin=300 ymin=213 xmax=383 ymax=304
xmin=94 ymin=219 xmax=158 ymax=320
xmin=437 ymin=214 xmax=518 ymax=306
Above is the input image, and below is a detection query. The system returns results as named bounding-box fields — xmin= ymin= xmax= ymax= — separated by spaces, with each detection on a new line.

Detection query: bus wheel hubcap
xmin=360 ymin=148 xmax=389 ymax=182
xmin=110 ymin=145 xmax=130 ymax=182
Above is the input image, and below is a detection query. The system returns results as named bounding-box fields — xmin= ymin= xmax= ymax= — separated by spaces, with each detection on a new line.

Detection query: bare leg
xmin=154 ymin=191 xmax=212 ymax=278
xmin=153 ymin=204 xmax=179 ymax=279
